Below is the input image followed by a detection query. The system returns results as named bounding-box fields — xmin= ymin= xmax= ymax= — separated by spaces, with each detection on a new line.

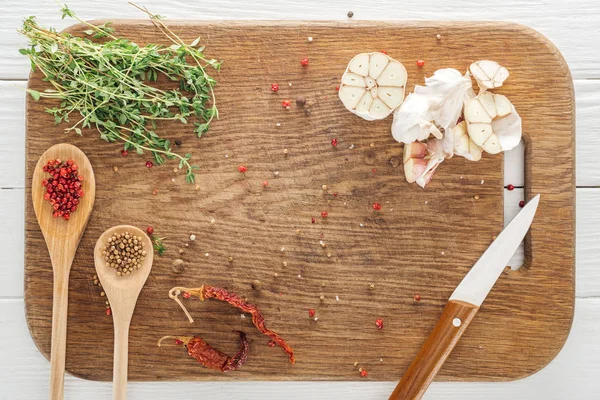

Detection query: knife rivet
xmin=452 ymin=318 xmax=462 ymax=327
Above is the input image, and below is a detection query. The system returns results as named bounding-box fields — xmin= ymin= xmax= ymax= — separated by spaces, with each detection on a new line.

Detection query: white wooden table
xmin=1 ymin=1 xmax=598 ymax=398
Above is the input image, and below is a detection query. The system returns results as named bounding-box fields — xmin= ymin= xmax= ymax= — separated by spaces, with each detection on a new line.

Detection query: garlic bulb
xmin=339 ymin=52 xmax=407 ymax=120
xmin=469 ymin=60 xmax=509 ymax=92
xmin=391 ymin=93 xmax=442 ymax=144
xmin=403 ymin=139 xmax=445 ymax=188
xmin=452 ymin=121 xmax=482 ymax=161
xmin=463 ymin=92 xmax=522 ymax=154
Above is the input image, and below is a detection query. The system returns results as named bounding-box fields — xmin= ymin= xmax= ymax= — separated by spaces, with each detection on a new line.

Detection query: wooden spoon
xmin=94 ymin=225 xmax=153 ymax=400
xmin=31 ymin=143 xmax=95 ymax=400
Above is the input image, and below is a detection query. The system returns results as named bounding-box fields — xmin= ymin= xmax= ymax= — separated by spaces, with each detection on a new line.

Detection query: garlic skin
xmin=391 ymin=93 xmax=442 ymax=144
xmin=403 ymin=139 xmax=446 ymax=188
xmin=339 ymin=52 xmax=407 ymax=121
xmin=413 ymin=68 xmax=474 ymax=155
xmin=469 ymin=60 xmax=509 ymax=92
xmin=452 ymin=121 xmax=482 ymax=161
xmin=463 ymin=92 xmax=522 ymax=154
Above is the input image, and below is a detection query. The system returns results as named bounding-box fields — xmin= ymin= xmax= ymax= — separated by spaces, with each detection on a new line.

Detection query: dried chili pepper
xmin=169 ymin=285 xmax=295 ymax=364
xmin=158 ymin=330 xmax=249 ymax=372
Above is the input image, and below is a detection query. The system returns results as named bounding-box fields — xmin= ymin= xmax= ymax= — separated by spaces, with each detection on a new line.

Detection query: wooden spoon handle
xmin=388 ymin=300 xmax=480 ymax=400
xmin=113 ymin=320 xmax=131 ymax=400
xmin=49 ymin=273 xmax=70 ymax=400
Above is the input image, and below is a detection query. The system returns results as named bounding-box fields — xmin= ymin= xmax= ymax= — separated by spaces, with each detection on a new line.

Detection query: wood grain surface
xmin=24 ymin=21 xmax=575 ymax=382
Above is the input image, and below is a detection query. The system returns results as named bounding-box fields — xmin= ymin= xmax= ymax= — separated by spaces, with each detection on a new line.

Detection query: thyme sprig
xmin=151 ymin=235 xmax=166 ymax=256
xmin=19 ymin=3 xmax=221 ymax=183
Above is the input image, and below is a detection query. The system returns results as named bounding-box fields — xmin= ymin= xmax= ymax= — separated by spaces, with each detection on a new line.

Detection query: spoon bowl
xmin=32 ymin=143 xmax=95 ymax=400
xmin=94 ymin=225 xmax=153 ymax=400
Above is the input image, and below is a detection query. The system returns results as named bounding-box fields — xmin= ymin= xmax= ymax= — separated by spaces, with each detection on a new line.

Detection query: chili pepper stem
xmin=168 ymin=286 xmax=205 ymax=323
xmin=157 ymin=335 xmax=194 ymax=347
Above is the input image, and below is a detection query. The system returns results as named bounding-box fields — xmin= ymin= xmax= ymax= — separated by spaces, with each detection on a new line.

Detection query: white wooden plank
xmin=2 ymin=297 xmax=598 ymax=399
xmin=576 ymin=189 xmax=600 ymax=298
xmin=0 ymin=81 xmax=26 ymax=188
xmin=575 ymin=80 xmax=600 ymax=187
xmin=0 ymin=190 xmax=24 ymax=298
xmin=1 ymin=0 xmax=599 ymax=80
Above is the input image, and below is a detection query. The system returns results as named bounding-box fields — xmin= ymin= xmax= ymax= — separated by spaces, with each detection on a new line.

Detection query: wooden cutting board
xmin=24 ymin=21 xmax=575 ymax=382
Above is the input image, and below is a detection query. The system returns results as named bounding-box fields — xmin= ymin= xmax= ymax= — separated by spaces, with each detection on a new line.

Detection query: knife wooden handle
xmin=388 ymin=300 xmax=480 ymax=400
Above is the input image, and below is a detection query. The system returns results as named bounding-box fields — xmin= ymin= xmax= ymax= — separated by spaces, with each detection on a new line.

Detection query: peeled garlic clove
xmin=340 ymin=52 xmax=407 ymax=120
xmin=463 ymin=92 xmax=522 ymax=154
xmin=452 ymin=121 xmax=482 ymax=161
xmin=404 ymin=158 xmax=427 ymax=183
xmin=469 ymin=60 xmax=509 ymax=91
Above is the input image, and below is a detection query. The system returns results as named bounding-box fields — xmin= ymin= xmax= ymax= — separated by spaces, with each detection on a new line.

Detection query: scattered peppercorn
xmin=368 ymin=283 xmax=375 ymax=290
xmin=519 ymin=200 xmax=525 ymax=208
xmin=414 ymin=294 xmax=422 ymax=302
xmin=271 ymin=83 xmax=279 ymax=92
xmin=321 ymin=211 xmax=328 ymax=219
xmin=335 ymin=86 xmax=340 ymax=91
xmin=308 ymin=309 xmax=316 ymax=317
xmin=372 ymin=202 xmax=382 ymax=211
xmin=102 ymin=231 xmax=146 ymax=276
xmin=238 ymin=165 xmax=247 ymax=173
xmin=331 ymin=138 xmax=338 ymax=147
xmin=175 ymin=139 xmax=182 ymax=146
xmin=375 ymin=318 xmax=384 ymax=330
xmin=300 ymin=58 xmax=309 ymax=66
xmin=146 ymin=161 xmax=153 ymax=168
xmin=347 ymin=11 xmax=354 ymax=18
xmin=262 ymin=181 xmax=269 ymax=187
xmin=146 ymin=226 xmax=154 ymax=235
xmin=106 ymin=308 xmax=111 ymax=316
xmin=359 ymin=368 xmax=368 ymax=377
xmin=183 ymin=291 xmax=191 ymax=299
xmin=251 ymin=280 xmax=262 ymax=290
xmin=507 ymin=184 xmax=515 ymax=191
xmin=296 ymin=98 xmax=306 ymax=107
xmin=416 ymin=59 xmax=425 ymax=67
xmin=41 ymin=158 xmax=84 ymax=220
xmin=268 ymin=340 xmax=276 ymax=347
xmin=282 ymin=100 xmax=291 ymax=108
xmin=121 ymin=150 xmax=128 ymax=157
xmin=311 ymin=217 xmax=316 ymax=224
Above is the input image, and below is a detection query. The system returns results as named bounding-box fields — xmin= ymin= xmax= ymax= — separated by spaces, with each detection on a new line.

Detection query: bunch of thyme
xmin=19 ymin=3 xmax=221 ymax=183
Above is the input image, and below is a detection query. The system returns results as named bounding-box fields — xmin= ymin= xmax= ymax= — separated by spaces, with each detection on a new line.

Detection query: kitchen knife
xmin=389 ymin=194 xmax=540 ymax=400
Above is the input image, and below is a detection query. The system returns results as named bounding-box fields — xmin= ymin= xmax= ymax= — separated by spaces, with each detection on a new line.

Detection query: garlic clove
xmin=348 ymin=53 xmax=370 ymax=76
xmin=467 ymin=123 xmax=493 ymax=146
xmin=340 ymin=52 xmax=407 ymax=120
xmin=377 ymin=60 xmax=407 ymax=87
xmin=369 ymin=98 xmax=392 ymax=119
xmin=339 ymin=85 xmax=366 ymax=110
xmin=494 ymin=94 xmax=512 ymax=117
xmin=403 ymin=141 xmax=427 ymax=163
xmin=464 ymin=92 xmax=521 ymax=154
xmin=478 ymin=92 xmax=497 ymax=119
xmin=464 ymin=98 xmax=493 ymax=123
xmin=378 ymin=86 xmax=405 ymax=110
xmin=452 ymin=121 xmax=483 ymax=161
xmin=469 ymin=60 xmax=509 ymax=91
xmin=341 ymin=72 xmax=366 ymax=87
xmin=402 ymin=139 xmax=446 ymax=188
xmin=404 ymin=158 xmax=427 ymax=183
xmin=365 ymin=76 xmax=376 ymax=89
xmin=369 ymin=52 xmax=390 ymax=80
xmin=355 ymin=91 xmax=374 ymax=113
xmin=481 ymin=134 xmax=502 ymax=154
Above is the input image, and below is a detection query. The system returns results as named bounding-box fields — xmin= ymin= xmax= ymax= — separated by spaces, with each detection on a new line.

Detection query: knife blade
xmin=389 ymin=194 xmax=540 ymax=400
